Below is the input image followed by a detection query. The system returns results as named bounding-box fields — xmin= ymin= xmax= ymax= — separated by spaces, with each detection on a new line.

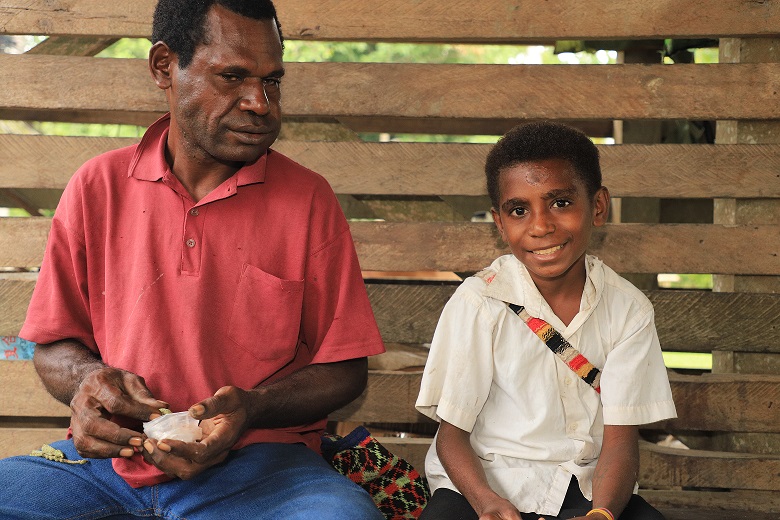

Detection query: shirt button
xmin=186 ymin=238 xmax=196 ymax=248
xmin=568 ymin=422 xmax=579 ymax=433
xmin=189 ymin=208 xmax=199 ymax=216
xmin=564 ymin=377 xmax=573 ymax=386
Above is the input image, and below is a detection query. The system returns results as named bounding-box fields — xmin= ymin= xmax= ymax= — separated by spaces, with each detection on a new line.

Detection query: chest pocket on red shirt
xmin=228 ymin=264 xmax=304 ymax=361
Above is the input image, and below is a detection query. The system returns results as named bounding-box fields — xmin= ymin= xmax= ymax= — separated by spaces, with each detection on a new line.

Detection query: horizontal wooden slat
xmin=3 ymin=135 xmax=780 ymax=199
xmin=4 ymin=276 xmax=780 ymax=352
xmin=3 ymin=56 xmax=780 ymax=122
xmin=657 ymin=373 xmax=780 ymax=433
xmin=1 ymin=0 xmax=777 ymax=40
xmin=639 ymin=440 xmax=780 ymax=491
xmin=0 ymin=360 xmax=69 ymax=417
xmin=2 ymin=219 xmax=779 ymax=275
xmin=639 ymin=489 xmax=780 ymax=520
xmin=0 ymin=427 xmax=70 ymax=459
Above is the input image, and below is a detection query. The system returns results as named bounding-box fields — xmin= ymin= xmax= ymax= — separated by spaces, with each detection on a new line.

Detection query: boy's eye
xmin=509 ymin=207 xmax=526 ymax=217
xmin=553 ymin=199 xmax=571 ymax=208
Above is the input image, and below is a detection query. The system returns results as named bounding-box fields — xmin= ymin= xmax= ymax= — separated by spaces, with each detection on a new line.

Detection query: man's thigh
xmin=160 ymin=442 xmax=384 ymax=520
xmin=0 ymin=439 xmax=151 ymax=520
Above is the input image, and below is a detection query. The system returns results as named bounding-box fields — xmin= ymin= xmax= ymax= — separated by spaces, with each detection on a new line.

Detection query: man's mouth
xmin=531 ymin=244 xmax=564 ymax=255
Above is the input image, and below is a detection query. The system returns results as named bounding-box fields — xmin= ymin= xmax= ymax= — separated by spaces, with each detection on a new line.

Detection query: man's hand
xmin=142 ymin=386 xmax=250 ymax=480
xmin=70 ymin=366 xmax=169 ymax=459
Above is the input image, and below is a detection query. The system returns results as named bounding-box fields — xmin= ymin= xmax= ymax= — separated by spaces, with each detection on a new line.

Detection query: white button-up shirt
xmin=416 ymin=254 xmax=677 ymax=516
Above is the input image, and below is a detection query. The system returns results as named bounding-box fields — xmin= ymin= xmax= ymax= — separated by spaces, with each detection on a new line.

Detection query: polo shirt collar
xmin=127 ymin=113 xmax=268 ymax=189
xmin=484 ymin=253 xmax=605 ymax=332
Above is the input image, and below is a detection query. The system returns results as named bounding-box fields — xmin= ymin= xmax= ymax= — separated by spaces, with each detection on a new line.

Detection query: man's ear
xmin=592 ymin=186 xmax=611 ymax=226
xmin=491 ymin=207 xmax=507 ymax=241
xmin=149 ymin=41 xmax=175 ymax=90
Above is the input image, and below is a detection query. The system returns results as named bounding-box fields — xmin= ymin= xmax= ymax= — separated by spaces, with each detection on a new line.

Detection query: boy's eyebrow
xmin=500 ymin=188 xmax=579 ymax=211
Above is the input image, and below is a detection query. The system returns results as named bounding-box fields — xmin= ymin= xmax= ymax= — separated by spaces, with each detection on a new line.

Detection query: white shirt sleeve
xmin=415 ymin=281 xmax=497 ymax=432
xmin=600 ymin=305 xmax=677 ymax=425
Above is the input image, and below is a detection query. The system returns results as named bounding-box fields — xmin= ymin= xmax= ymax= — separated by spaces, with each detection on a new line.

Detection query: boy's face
xmin=490 ymin=158 xmax=610 ymax=291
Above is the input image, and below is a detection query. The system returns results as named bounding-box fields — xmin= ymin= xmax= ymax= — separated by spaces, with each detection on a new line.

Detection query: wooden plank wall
xmin=1 ymin=2 xmax=780 ymax=518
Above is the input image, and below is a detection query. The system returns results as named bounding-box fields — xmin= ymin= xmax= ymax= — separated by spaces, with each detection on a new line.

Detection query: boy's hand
xmin=142 ymin=386 xmax=250 ymax=480
xmin=477 ymin=496 xmax=523 ymax=520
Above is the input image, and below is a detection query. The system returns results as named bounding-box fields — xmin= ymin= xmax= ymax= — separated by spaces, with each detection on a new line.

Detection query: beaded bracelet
xmin=586 ymin=508 xmax=615 ymax=520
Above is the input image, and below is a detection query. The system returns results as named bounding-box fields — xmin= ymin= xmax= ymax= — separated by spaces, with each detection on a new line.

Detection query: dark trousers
xmin=420 ymin=478 xmax=665 ymax=520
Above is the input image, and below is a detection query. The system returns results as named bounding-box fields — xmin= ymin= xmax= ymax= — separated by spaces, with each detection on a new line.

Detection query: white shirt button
xmin=190 ymin=208 xmax=199 ymax=216
xmin=186 ymin=238 xmax=196 ymax=248
xmin=564 ymin=377 xmax=573 ymax=386
xmin=568 ymin=422 xmax=579 ymax=433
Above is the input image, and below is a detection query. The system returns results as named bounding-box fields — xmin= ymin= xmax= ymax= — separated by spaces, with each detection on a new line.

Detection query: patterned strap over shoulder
xmin=507 ymin=303 xmax=602 ymax=394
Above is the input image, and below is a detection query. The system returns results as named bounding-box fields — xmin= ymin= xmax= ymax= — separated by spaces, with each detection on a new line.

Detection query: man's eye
xmin=263 ymin=78 xmax=282 ymax=89
xmin=220 ymin=73 xmax=242 ymax=82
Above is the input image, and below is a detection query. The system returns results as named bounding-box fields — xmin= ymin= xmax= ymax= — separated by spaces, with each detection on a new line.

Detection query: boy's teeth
xmin=534 ymin=245 xmax=563 ymax=255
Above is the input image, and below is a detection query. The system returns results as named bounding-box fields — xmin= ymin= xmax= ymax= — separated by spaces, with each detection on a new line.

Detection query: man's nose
xmin=239 ymin=79 xmax=271 ymax=115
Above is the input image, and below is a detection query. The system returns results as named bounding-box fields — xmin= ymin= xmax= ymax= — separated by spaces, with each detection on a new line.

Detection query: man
xmin=0 ymin=1 xmax=385 ymax=518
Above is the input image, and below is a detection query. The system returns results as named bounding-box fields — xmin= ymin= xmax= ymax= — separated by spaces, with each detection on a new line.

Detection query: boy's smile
xmin=491 ymin=158 xmax=610 ymax=296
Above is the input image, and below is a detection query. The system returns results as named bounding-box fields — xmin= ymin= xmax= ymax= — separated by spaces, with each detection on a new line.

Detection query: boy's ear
xmin=491 ymin=207 xmax=507 ymax=240
xmin=592 ymin=186 xmax=610 ymax=226
xmin=149 ymin=41 xmax=176 ymax=90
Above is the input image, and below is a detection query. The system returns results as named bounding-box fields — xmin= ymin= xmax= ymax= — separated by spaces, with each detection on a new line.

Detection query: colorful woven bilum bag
xmin=321 ymin=426 xmax=430 ymax=519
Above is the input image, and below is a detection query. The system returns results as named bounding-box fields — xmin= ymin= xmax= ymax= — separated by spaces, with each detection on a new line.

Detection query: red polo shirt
xmin=20 ymin=115 xmax=385 ymax=487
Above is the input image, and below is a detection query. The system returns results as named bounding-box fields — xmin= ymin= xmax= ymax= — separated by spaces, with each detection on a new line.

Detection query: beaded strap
xmin=507 ymin=303 xmax=601 ymax=394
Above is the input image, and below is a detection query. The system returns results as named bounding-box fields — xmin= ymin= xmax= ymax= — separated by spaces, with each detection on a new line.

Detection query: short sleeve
xmin=302 ymin=184 xmax=384 ymax=364
xmin=20 ymin=177 xmax=97 ymax=351
xmin=415 ymin=282 xmax=496 ymax=432
xmin=600 ymin=306 xmax=677 ymax=425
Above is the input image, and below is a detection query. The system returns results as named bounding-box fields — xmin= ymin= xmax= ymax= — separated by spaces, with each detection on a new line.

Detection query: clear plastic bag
xmin=143 ymin=411 xmax=203 ymax=443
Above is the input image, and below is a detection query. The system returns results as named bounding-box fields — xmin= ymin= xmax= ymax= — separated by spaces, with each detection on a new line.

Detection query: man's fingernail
xmin=128 ymin=437 xmax=143 ymax=447
xmin=190 ymin=404 xmax=205 ymax=416
xmin=143 ymin=440 xmax=154 ymax=454
xmin=119 ymin=447 xmax=134 ymax=457
xmin=149 ymin=413 xmax=161 ymax=420
xmin=158 ymin=442 xmax=171 ymax=453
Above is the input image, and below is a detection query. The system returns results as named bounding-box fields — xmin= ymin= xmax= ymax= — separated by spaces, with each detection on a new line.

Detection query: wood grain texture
xmin=0 ymin=360 xmax=69 ymax=417
xmin=639 ymin=440 xmax=780 ymax=491
xmin=1 ymin=0 xmax=778 ymax=40
xmin=4 ymin=135 xmax=780 ymax=199
xmin=0 ymin=428 xmax=70 ymax=459
xmin=639 ymin=490 xmax=780 ymax=519
xmin=656 ymin=373 xmax=780 ymax=434
xmin=3 ymin=55 xmax=780 ymax=122
xmin=2 ymin=219 xmax=779 ymax=274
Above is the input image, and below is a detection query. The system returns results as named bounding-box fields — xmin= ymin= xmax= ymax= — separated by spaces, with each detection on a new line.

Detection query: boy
xmin=415 ymin=122 xmax=677 ymax=520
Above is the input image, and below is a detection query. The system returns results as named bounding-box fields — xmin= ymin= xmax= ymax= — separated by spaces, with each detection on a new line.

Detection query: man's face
xmin=166 ymin=5 xmax=284 ymax=167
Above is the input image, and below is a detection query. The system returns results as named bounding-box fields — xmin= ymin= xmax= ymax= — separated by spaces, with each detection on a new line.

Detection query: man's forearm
xmin=242 ymin=357 xmax=368 ymax=429
xmin=33 ymin=339 xmax=105 ymax=405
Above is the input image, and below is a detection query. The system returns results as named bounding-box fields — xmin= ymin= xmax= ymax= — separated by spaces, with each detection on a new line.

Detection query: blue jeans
xmin=0 ymin=439 xmax=383 ymax=520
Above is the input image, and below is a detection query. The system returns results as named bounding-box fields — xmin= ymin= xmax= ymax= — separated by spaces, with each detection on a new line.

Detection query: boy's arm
xmin=437 ymin=419 xmax=523 ymax=520
xmin=572 ymin=424 xmax=639 ymax=520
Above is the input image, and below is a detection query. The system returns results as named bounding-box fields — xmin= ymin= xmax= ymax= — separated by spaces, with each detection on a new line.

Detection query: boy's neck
xmin=532 ymin=262 xmax=587 ymax=327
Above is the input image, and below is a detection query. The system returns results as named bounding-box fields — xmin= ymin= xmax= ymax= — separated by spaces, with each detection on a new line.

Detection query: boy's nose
xmin=529 ymin=212 xmax=555 ymax=236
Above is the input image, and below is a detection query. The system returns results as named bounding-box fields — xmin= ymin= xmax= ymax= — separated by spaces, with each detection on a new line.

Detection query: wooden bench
xmin=1 ymin=1 xmax=779 ymax=519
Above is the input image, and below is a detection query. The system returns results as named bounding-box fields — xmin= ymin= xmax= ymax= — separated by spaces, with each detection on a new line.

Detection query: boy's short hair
xmin=152 ymin=0 xmax=284 ymax=69
xmin=485 ymin=121 xmax=602 ymax=209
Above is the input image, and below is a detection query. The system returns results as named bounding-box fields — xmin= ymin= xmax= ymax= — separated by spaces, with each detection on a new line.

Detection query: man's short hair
xmin=152 ymin=0 xmax=284 ymax=69
xmin=485 ymin=121 xmax=603 ymax=209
